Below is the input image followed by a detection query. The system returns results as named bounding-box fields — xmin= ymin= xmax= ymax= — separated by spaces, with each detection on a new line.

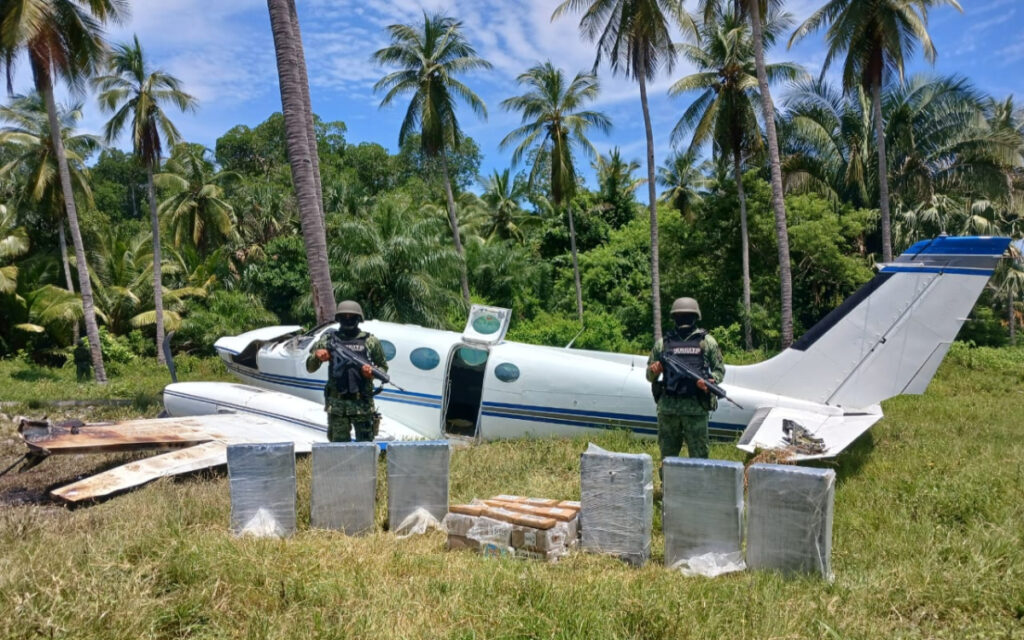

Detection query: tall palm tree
xmin=781 ymin=78 xmax=873 ymax=207
xmin=500 ymin=62 xmax=612 ymax=321
xmin=479 ymin=169 xmax=534 ymax=243
xmin=553 ymin=0 xmax=695 ymax=340
xmin=266 ymin=0 xmax=335 ymax=322
xmin=0 ymin=0 xmax=127 ymax=382
xmin=373 ymin=12 xmax=493 ymax=305
xmin=93 ymin=35 xmax=196 ymax=363
xmin=0 ymin=94 xmax=98 ymax=317
xmin=743 ymin=0 xmax=795 ymax=346
xmin=593 ymin=147 xmax=645 ymax=229
xmin=671 ymin=8 xmax=801 ymax=349
xmin=156 ymin=145 xmax=239 ymax=252
xmin=790 ymin=0 xmax=963 ymax=265
xmin=657 ymin=147 xmax=710 ymax=220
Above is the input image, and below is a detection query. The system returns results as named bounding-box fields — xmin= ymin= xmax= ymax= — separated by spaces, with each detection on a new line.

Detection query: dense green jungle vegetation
xmin=1 ymin=1 xmax=1022 ymax=380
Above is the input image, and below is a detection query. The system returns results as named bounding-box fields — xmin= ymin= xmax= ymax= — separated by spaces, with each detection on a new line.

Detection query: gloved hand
xmin=648 ymin=361 xmax=663 ymax=376
xmin=315 ymin=349 xmax=329 ymax=362
xmin=361 ymin=364 xmax=374 ymax=379
xmin=696 ymin=378 xmax=709 ymax=393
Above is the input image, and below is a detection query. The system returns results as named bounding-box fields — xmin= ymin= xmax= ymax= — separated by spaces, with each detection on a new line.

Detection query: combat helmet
xmin=670 ymin=297 xmax=701 ymax=320
xmin=335 ymin=300 xmax=364 ymax=320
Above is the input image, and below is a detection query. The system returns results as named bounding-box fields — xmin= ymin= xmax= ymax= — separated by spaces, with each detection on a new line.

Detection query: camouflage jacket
xmin=305 ymin=329 xmax=388 ymax=415
xmin=646 ymin=327 xmax=725 ymax=416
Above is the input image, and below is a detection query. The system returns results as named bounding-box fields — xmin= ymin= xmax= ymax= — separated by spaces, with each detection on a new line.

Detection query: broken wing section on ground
xmin=736 ymin=406 xmax=883 ymax=460
xmin=18 ymin=414 xmax=326 ymax=502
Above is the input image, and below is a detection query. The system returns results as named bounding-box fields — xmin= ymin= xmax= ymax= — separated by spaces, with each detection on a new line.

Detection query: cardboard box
xmin=510 ymin=522 xmax=569 ymax=552
xmin=514 ymin=548 xmax=562 ymax=563
xmin=447 ymin=534 xmax=480 ymax=551
xmin=443 ymin=512 xmax=478 ymax=537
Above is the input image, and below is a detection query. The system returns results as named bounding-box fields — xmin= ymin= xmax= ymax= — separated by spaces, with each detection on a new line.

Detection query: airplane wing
xmin=735 ymin=406 xmax=883 ymax=461
xmin=18 ymin=413 xmax=326 ymax=503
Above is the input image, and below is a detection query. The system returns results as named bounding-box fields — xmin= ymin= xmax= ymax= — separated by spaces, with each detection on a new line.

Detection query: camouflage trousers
xmin=657 ymin=411 xmax=709 ymax=461
xmin=326 ymin=397 xmax=377 ymax=443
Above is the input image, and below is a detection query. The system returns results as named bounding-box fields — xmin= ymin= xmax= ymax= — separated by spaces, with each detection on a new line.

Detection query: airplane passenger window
xmin=457 ymin=346 xmax=488 ymax=367
xmin=380 ymin=340 xmax=397 ymax=361
xmin=410 ymin=347 xmax=440 ymax=370
xmin=494 ymin=362 xmax=520 ymax=383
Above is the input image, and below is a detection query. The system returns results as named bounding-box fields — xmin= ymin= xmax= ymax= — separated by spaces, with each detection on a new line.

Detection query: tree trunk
xmin=287 ymin=0 xmax=325 ymax=224
xmin=748 ymin=0 xmax=793 ymax=348
xmin=267 ymin=0 xmax=336 ymax=323
xmin=734 ymin=149 xmax=752 ymax=351
xmin=58 ymin=221 xmax=79 ymax=343
xmin=440 ymin=151 xmax=472 ymax=305
xmin=147 ymin=166 xmax=166 ymax=364
xmin=566 ymin=201 xmax=584 ymax=322
xmin=872 ymin=75 xmax=893 ymax=263
xmin=639 ymin=75 xmax=662 ymax=342
xmin=41 ymin=80 xmax=106 ymax=382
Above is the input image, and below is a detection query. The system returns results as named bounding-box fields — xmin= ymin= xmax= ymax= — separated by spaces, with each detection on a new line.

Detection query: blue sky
xmin=8 ymin=0 xmax=1024 ymax=186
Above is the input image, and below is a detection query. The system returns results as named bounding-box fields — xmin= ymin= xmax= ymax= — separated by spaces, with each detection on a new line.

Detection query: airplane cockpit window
xmin=410 ymin=347 xmax=440 ymax=370
xmin=286 ymin=321 xmax=335 ymax=351
xmin=380 ymin=340 xmax=397 ymax=361
xmin=494 ymin=362 xmax=520 ymax=383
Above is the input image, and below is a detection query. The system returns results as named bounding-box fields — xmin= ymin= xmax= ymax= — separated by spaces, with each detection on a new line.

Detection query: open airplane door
xmin=440 ymin=306 xmax=512 ymax=439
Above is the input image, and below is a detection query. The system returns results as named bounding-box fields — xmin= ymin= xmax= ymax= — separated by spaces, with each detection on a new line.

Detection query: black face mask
xmin=336 ymin=316 xmax=360 ymax=335
xmin=673 ymin=314 xmax=697 ymax=331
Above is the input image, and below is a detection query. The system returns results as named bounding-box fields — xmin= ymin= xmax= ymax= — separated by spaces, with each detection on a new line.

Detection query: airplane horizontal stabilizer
xmin=736 ymin=407 xmax=882 ymax=460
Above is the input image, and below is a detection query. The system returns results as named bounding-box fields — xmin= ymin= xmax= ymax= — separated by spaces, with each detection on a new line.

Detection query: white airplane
xmin=18 ymin=235 xmax=1011 ymax=501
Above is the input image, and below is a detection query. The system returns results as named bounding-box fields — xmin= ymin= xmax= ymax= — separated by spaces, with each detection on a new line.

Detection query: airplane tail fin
xmin=729 ymin=236 xmax=1011 ymax=408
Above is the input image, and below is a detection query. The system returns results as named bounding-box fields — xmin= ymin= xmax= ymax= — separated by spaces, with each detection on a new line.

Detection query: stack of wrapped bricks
xmin=444 ymin=495 xmax=581 ymax=561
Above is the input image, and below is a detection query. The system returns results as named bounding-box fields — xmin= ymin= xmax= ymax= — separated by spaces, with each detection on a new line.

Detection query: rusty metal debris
xmin=14 ymin=414 xmax=323 ymax=503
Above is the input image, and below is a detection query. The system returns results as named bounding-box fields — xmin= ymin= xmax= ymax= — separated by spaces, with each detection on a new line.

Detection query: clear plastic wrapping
xmin=310 ymin=442 xmax=378 ymax=535
xmin=227 ymin=442 xmax=296 ymax=538
xmin=386 ymin=440 xmax=450 ymax=530
xmin=579 ymin=443 xmax=653 ymax=566
xmin=466 ymin=516 xmax=513 ymax=556
xmin=663 ymin=458 xmax=745 ymax=572
xmin=746 ymin=463 xmax=835 ymax=579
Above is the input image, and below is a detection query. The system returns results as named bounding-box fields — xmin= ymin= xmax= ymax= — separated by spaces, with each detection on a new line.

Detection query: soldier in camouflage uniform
xmin=306 ymin=300 xmax=388 ymax=442
xmin=646 ymin=297 xmax=725 ymax=467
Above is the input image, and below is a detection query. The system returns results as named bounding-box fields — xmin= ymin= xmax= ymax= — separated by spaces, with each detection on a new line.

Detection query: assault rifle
xmin=327 ymin=334 xmax=406 ymax=393
xmin=661 ymin=353 xmax=743 ymax=410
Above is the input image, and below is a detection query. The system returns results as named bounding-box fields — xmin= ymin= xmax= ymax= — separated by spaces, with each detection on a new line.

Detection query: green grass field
xmin=0 ymin=346 xmax=1022 ymax=639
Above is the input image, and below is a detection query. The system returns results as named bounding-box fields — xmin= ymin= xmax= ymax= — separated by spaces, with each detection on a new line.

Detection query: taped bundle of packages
xmin=662 ymin=458 xmax=745 ymax=576
xmin=311 ymin=442 xmax=378 ymax=535
xmin=746 ymin=463 xmax=835 ymax=579
xmin=387 ymin=441 xmax=450 ymax=532
xmin=227 ymin=442 xmax=296 ymax=538
xmin=579 ymin=443 xmax=653 ymax=566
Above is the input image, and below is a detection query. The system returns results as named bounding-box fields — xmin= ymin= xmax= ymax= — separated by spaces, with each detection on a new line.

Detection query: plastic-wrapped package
xmin=579 ymin=443 xmax=653 ymax=566
xmin=227 ymin=442 xmax=296 ymax=537
xmin=663 ymin=458 xmax=745 ymax=573
xmin=467 ymin=516 xmax=513 ymax=556
xmin=386 ymin=440 xmax=450 ymax=530
xmin=746 ymin=463 xmax=835 ymax=579
xmin=310 ymin=442 xmax=377 ymax=535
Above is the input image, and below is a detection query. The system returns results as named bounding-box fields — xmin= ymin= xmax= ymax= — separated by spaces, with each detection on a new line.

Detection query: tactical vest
xmin=327 ymin=330 xmax=369 ymax=396
xmin=660 ymin=330 xmax=707 ymax=397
